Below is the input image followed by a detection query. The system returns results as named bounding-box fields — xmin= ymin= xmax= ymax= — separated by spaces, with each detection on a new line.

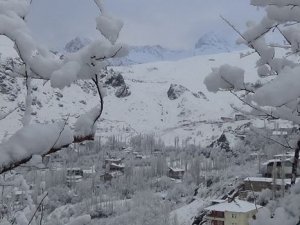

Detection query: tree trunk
xmin=291 ymin=140 xmax=300 ymax=185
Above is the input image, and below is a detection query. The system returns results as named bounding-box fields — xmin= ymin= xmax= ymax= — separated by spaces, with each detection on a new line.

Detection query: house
xmin=109 ymin=163 xmax=125 ymax=172
xmin=66 ymin=168 xmax=83 ymax=185
xmin=249 ymin=152 xmax=267 ymax=161
xmin=103 ymin=158 xmax=123 ymax=169
xmin=204 ymin=199 xmax=262 ymax=225
xmin=43 ymin=152 xmax=65 ymax=168
xmin=272 ymin=130 xmax=288 ymax=136
xmin=100 ymin=171 xmax=123 ymax=182
xmin=260 ymin=158 xmax=300 ymax=178
xmin=244 ymin=177 xmax=288 ymax=192
xmin=220 ymin=117 xmax=234 ymax=123
xmin=135 ymin=154 xmax=144 ymax=159
xmin=82 ymin=165 xmax=96 ymax=178
xmin=243 ymin=177 xmax=300 ymax=192
xmin=273 ymin=152 xmax=295 ymax=160
xmin=153 ymin=148 xmax=163 ymax=156
xmin=235 ymin=114 xmax=247 ymax=121
xmin=168 ymin=167 xmax=185 ymax=179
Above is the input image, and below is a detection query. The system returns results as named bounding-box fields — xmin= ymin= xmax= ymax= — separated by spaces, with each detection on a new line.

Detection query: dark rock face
xmin=192 ymin=91 xmax=208 ymax=101
xmin=115 ymin=85 xmax=131 ymax=98
xmin=209 ymin=133 xmax=231 ymax=152
xmin=167 ymin=84 xmax=188 ymax=100
xmin=105 ymin=73 xmax=125 ymax=87
xmin=0 ymin=75 xmax=20 ymax=101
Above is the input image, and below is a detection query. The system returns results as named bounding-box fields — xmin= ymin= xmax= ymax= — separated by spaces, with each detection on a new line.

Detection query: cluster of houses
xmin=203 ymin=150 xmax=300 ymax=225
xmin=245 ymin=151 xmax=300 ymax=194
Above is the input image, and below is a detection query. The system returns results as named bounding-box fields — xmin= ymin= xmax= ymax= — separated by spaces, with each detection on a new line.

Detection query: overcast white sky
xmin=26 ymin=0 xmax=263 ymax=50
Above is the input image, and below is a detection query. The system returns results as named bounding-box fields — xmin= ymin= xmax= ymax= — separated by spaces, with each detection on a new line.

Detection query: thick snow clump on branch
xmin=0 ymin=0 xmax=127 ymax=89
xmin=74 ymin=105 xmax=101 ymax=138
xmin=0 ymin=122 xmax=73 ymax=169
xmin=204 ymin=64 xmax=245 ymax=93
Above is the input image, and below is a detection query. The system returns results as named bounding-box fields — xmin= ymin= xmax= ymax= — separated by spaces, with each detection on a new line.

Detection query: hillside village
xmin=1 ymin=1 xmax=300 ymax=225
xmin=1 ymin=121 xmax=299 ymax=225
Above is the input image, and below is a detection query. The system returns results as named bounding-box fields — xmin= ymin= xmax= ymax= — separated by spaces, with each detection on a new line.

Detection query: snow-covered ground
xmin=170 ymin=198 xmax=206 ymax=225
xmin=0 ymin=37 xmax=260 ymax=146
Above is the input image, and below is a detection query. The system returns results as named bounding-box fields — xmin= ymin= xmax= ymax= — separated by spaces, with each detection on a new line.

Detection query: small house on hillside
xmin=243 ymin=177 xmax=300 ymax=193
xmin=220 ymin=117 xmax=234 ymax=123
xmin=109 ymin=163 xmax=125 ymax=172
xmin=103 ymin=158 xmax=123 ymax=169
xmin=82 ymin=165 xmax=96 ymax=178
xmin=153 ymin=148 xmax=163 ymax=156
xmin=273 ymin=152 xmax=295 ymax=160
xmin=168 ymin=167 xmax=185 ymax=179
xmin=66 ymin=168 xmax=83 ymax=185
xmin=100 ymin=171 xmax=123 ymax=182
xmin=235 ymin=114 xmax=247 ymax=121
xmin=43 ymin=153 xmax=65 ymax=168
xmin=204 ymin=199 xmax=262 ymax=225
xmin=261 ymin=158 xmax=300 ymax=178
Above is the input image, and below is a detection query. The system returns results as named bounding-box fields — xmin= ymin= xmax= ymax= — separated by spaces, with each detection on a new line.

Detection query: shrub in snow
xmin=152 ymin=176 xmax=174 ymax=192
xmin=166 ymin=183 xmax=192 ymax=203
xmin=47 ymin=186 xmax=73 ymax=212
xmin=257 ymin=189 xmax=272 ymax=206
xmin=105 ymin=192 xmax=170 ymax=225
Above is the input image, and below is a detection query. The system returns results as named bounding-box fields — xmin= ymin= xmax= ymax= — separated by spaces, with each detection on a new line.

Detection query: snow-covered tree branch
xmin=0 ymin=0 xmax=127 ymax=175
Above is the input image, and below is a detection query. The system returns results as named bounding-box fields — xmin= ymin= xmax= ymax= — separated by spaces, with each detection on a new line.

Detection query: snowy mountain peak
xmin=194 ymin=32 xmax=236 ymax=54
xmin=64 ymin=37 xmax=91 ymax=53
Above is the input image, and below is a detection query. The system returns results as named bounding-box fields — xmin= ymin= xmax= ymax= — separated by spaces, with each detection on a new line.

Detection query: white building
xmin=204 ymin=199 xmax=262 ymax=225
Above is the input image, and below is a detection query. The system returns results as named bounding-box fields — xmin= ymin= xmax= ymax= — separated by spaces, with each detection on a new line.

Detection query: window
xmin=231 ymin=214 xmax=237 ymax=218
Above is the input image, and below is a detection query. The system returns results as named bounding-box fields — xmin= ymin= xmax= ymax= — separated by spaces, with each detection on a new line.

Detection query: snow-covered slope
xmin=0 ymin=37 xmax=260 ymax=146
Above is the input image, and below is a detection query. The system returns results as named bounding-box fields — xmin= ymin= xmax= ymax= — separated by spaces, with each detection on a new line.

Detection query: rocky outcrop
xmin=209 ymin=133 xmax=230 ymax=152
xmin=115 ymin=85 xmax=131 ymax=98
xmin=0 ymin=74 xmax=20 ymax=101
xmin=167 ymin=84 xmax=189 ymax=100
xmin=105 ymin=73 xmax=125 ymax=87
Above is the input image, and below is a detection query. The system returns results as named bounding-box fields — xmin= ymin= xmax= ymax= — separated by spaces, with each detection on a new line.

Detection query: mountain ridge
xmin=63 ymin=32 xmax=243 ymax=65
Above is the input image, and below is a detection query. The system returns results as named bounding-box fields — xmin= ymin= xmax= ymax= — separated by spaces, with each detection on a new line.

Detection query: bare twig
xmin=27 ymin=193 xmax=48 ymax=225
xmin=48 ymin=114 xmax=70 ymax=151
xmin=92 ymin=75 xmax=104 ymax=123
xmin=220 ymin=15 xmax=278 ymax=74
xmin=92 ymin=46 xmax=123 ymax=61
xmin=250 ymin=128 xmax=293 ymax=150
xmin=229 ymin=90 xmax=278 ymax=120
